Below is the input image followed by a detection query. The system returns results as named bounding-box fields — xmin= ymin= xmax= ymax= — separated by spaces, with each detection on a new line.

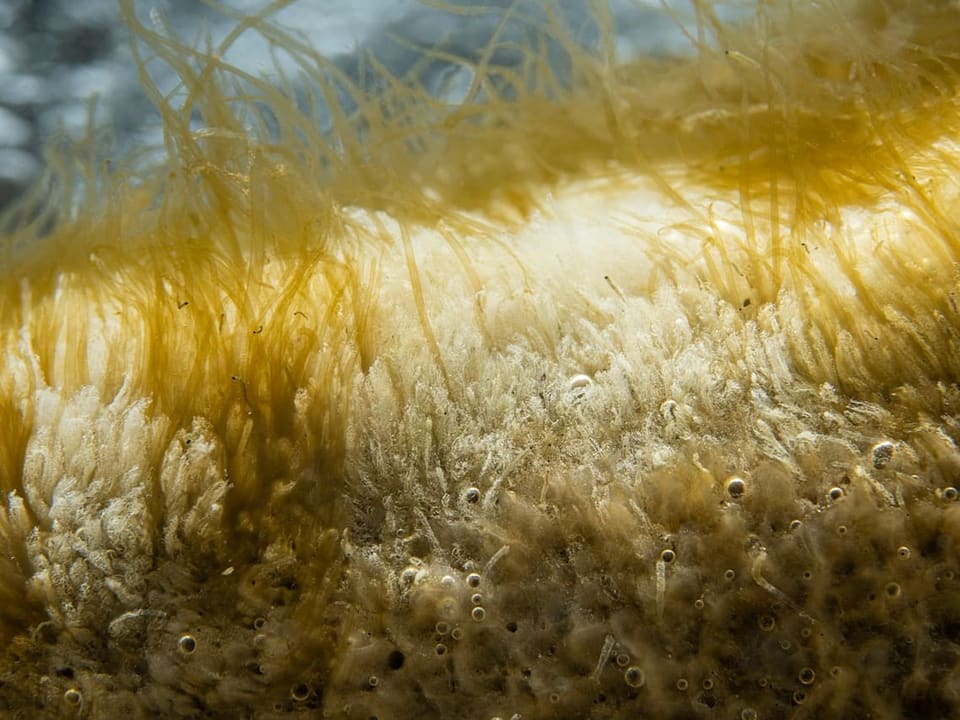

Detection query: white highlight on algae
xmin=2 ymin=0 xmax=960 ymax=718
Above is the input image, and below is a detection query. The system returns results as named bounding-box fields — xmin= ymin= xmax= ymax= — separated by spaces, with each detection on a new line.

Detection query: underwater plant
xmin=2 ymin=0 xmax=960 ymax=717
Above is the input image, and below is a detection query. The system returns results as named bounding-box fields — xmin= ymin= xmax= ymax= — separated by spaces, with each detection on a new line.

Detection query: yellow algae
xmin=1 ymin=1 xmax=960 ymax=718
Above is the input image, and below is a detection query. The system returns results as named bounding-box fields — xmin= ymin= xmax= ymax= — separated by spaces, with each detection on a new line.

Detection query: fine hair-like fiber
xmin=2 ymin=1 xmax=960 ymax=718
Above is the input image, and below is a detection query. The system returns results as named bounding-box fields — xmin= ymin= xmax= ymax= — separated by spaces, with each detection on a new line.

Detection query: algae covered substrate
xmin=2 ymin=1 xmax=960 ymax=718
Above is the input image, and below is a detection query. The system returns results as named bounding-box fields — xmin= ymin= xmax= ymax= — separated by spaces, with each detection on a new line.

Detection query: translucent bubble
xmin=885 ymin=582 xmax=902 ymax=598
xmin=944 ymin=487 xmax=958 ymax=501
xmin=549 ymin=692 xmax=561 ymax=703
xmin=694 ymin=598 xmax=705 ymax=610
xmin=64 ymin=688 xmax=82 ymax=706
xmin=725 ymin=476 xmax=746 ymax=498
xmin=897 ymin=546 xmax=911 ymax=560
xmin=836 ymin=524 xmax=848 ymax=536
xmin=624 ymin=666 xmax=645 ymax=688
xmin=660 ymin=549 xmax=676 ymax=564
xmin=798 ymin=667 xmax=816 ymax=685
xmin=616 ymin=654 xmax=630 ymax=668
xmin=568 ymin=374 xmax=594 ymax=398
xmin=471 ymin=593 xmax=483 ymax=605
xmin=702 ymin=678 xmax=715 ymax=690
xmin=466 ymin=573 xmax=481 ymax=588
xmin=724 ymin=569 xmax=736 ymax=582
xmin=290 ymin=683 xmax=310 ymax=702
xmin=435 ymin=622 xmax=450 ymax=635
xmin=178 ymin=634 xmax=197 ymax=654
xmin=472 ymin=607 xmax=486 ymax=622
xmin=465 ymin=487 xmax=481 ymax=503
xmin=828 ymin=487 xmax=844 ymax=501
xmin=758 ymin=615 xmax=776 ymax=632
xmin=451 ymin=627 xmax=463 ymax=640
xmin=367 ymin=675 xmax=379 ymax=688
xmin=676 ymin=678 xmax=689 ymax=691
xmin=779 ymin=639 xmax=792 ymax=651
xmin=793 ymin=690 xmax=807 ymax=705
xmin=253 ymin=617 xmax=266 ymax=630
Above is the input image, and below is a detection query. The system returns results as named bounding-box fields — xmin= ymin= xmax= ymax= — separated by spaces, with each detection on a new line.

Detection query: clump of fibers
xmin=2 ymin=1 xmax=960 ymax=718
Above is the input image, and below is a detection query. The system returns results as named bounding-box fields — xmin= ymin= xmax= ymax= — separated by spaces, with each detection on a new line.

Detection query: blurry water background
xmin=0 ymin=0 xmax=746 ymax=212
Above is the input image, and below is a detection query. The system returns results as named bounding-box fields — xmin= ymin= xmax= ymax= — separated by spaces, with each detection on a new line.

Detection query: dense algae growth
xmin=2 ymin=0 xmax=960 ymax=718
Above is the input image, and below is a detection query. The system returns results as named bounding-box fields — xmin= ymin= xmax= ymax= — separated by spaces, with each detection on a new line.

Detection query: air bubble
xmin=725 ymin=476 xmax=746 ymax=498
xmin=789 ymin=519 xmax=802 ymax=531
xmin=253 ymin=617 xmax=266 ymax=630
xmin=441 ymin=575 xmax=455 ymax=586
xmin=367 ymin=675 xmax=379 ymax=688
xmin=793 ymin=690 xmax=807 ymax=705
xmin=872 ymin=441 xmax=895 ymax=468
xmin=466 ymin=573 xmax=481 ymax=588
xmin=741 ymin=709 xmax=758 ymax=720
xmin=944 ymin=487 xmax=958 ymax=501
xmin=836 ymin=524 xmax=848 ymax=536
xmin=291 ymin=683 xmax=310 ymax=702
xmin=472 ymin=607 xmax=486 ymax=622
xmin=451 ymin=627 xmax=463 ymax=640
xmin=758 ymin=615 xmax=776 ymax=632
xmin=779 ymin=640 xmax=792 ymax=651
xmin=550 ymin=692 xmax=561 ymax=703
xmin=64 ymin=688 xmax=82 ymax=706
xmin=616 ymin=654 xmax=630 ymax=668
xmin=435 ymin=643 xmax=447 ymax=656
xmin=885 ymin=582 xmax=901 ymax=598
xmin=676 ymin=678 xmax=689 ymax=691
xmin=660 ymin=549 xmax=676 ymax=563
xmin=471 ymin=593 xmax=483 ymax=605
xmin=830 ymin=666 xmax=842 ymax=678
xmin=178 ymin=634 xmax=197 ymax=654
xmin=798 ymin=667 xmax=816 ymax=685
xmin=465 ymin=488 xmax=481 ymax=503
xmin=702 ymin=678 xmax=715 ymax=690
xmin=401 ymin=567 xmax=417 ymax=584
xmin=828 ymin=486 xmax=844 ymax=501
xmin=435 ymin=622 xmax=450 ymax=635
xmin=568 ymin=374 xmax=593 ymax=394
xmin=897 ymin=546 xmax=911 ymax=560
xmin=724 ymin=569 xmax=736 ymax=582
xmin=624 ymin=666 xmax=645 ymax=688
xmin=694 ymin=598 xmax=705 ymax=610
